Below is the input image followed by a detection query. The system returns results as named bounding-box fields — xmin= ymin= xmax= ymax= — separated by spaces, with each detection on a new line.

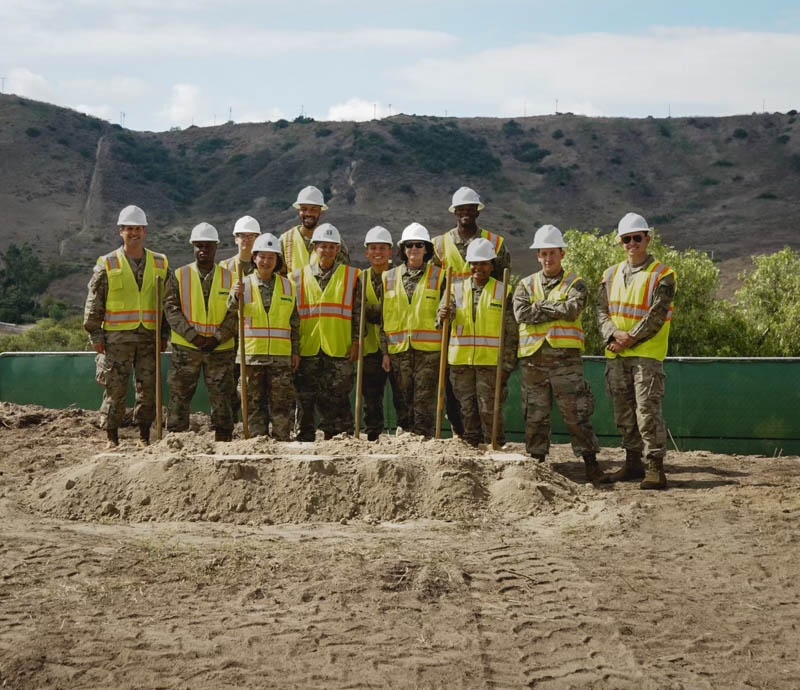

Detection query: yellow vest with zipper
xmin=448 ymin=277 xmax=507 ymax=366
xmin=382 ymin=263 xmax=444 ymax=354
xmin=171 ymin=263 xmax=235 ymax=351
xmin=281 ymin=226 xmax=317 ymax=274
xmin=517 ymin=272 xmax=585 ymax=357
xmin=101 ymin=247 xmax=169 ymax=331
xmin=363 ymin=268 xmax=381 ymax=356
xmin=242 ymin=273 xmax=295 ymax=356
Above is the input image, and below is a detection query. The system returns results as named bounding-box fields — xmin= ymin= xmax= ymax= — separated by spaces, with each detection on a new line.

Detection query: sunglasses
xmin=404 ymin=242 xmax=427 ymax=249
xmin=621 ymin=234 xmax=646 ymax=244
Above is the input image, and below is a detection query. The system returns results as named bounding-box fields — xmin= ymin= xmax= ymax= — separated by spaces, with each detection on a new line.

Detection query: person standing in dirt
xmin=83 ymin=204 xmax=170 ymax=448
xmin=381 ymin=223 xmax=445 ymax=438
xmin=358 ymin=226 xmax=405 ymax=441
xmin=232 ymin=233 xmax=300 ymax=440
xmin=598 ymin=212 xmax=676 ymax=490
xmin=292 ymin=223 xmax=360 ymax=441
xmin=279 ymin=186 xmax=350 ymax=274
xmin=431 ymin=187 xmax=512 ymax=439
xmin=437 ymin=238 xmax=517 ymax=446
xmin=513 ymin=225 xmax=607 ymax=482
xmin=164 ymin=223 xmax=238 ymax=442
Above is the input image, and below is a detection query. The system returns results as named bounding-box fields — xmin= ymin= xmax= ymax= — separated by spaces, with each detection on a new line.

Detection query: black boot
xmin=531 ymin=453 xmax=546 ymax=463
xmin=106 ymin=428 xmax=119 ymax=448
xmin=137 ymin=424 xmax=151 ymax=448
xmin=214 ymin=429 xmax=233 ymax=442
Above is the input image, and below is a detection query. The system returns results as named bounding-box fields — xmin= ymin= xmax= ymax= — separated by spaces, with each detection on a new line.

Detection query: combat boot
xmin=105 ymin=428 xmax=119 ymax=449
xmin=214 ymin=429 xmax=233 ymax=442
xmin=531 ymin=453 xmax=546 ymax=463
xmin=640 ymin=458 xmax=667 ymax=490
xmin=583 ymin=453 xmax=609 ymax=483
xmin=608 ymin=450 xmax=645 ymax=483
xmin=137 ymin=424 xmax=151 ymax=448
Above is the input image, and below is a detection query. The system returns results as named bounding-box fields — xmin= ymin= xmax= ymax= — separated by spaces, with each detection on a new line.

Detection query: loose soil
xmin=1 ymin=402 xmax=798 ymax=688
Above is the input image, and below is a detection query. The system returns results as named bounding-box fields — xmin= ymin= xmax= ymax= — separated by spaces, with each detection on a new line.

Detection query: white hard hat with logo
xmin=252 ymin=233 xmax=282 ymax=254
xmin=189 ymin=222 xmax=219 ymax=243
xmin=617 ymin=212 xmax=650 ymax=237
xmin=364 ymin=226 xmax=393 ymax=246
xmin=233 ymin=215 xmax=261 ymax=235
xmin=311 ymin=223 xmax=341 ymax=244
xmin=118 ymin=205 xmax=147 ymax=227
xmin=449 ymin=186 xmax=485 ymax=212
xmin=400 ymin=223 xmax=431 ymax=244
xmin=293 ymin=185 xmax=328 ymax=210
xmin=466 ymin=237 xmax=497 ymax=262
xmin=530 ymin=224 xmax=566 ymax=249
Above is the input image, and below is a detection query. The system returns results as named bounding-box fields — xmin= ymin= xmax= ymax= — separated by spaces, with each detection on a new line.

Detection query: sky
xmin=1 ymin=0 xmax=799 ymax=132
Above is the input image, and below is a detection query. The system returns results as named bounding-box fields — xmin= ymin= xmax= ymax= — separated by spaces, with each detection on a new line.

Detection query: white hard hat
xmin=118 ymin=205 xmax=147 ymax=227
xmin=364 ymin=226 xmax=393 ymax=247
xmin=311 ymin=223 xmax=341 ymax=244
xmin=530 ymin=224 xmax=566 ymax=249
xmin=400 ymin=222 xmax=431 ymax=244
xmin=449 ymin=186 xmax=485 ymax=212
xmin=617 ymin=212 xmax=650 ymax=237
xmin=293 ymin=185 xmax=328 ymax=210
xmin=252 ymin=232 xmax=282 ymax=254
xmin=189 ymin=222 xmax=219 ymax=243
xmin=233 ymin=215 xmax=261 ymax=235
xmin=466 ymin=237 xmax=497 ymax=262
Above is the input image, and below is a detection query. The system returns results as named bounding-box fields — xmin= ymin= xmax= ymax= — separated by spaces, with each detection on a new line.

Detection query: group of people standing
xmin=84 ymin=186 xmax=676 ymax=491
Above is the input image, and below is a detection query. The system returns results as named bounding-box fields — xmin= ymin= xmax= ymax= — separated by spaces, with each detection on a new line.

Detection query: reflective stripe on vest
xmin=102 ymin=248 xmax=169 ymax=331
xmin=171 ymin=264 xmax=235 ymax=351
xmin=294 ymin=264 xmax=357 ymax=357
xmin=282 ymin=226 xmax=318 ymax=275
xmin=382 ymin=263 xmax=443 ymax=354
xmin=448 ymin=277 xmax=506 ymax=366
xmin=517 ymin=272 xmax=585 ymax=357
xmin=363 ymin=269 xmax=382 ymax=355
xmin=603 ymin=261 xmax=675 ymax=361
xmin=434 ymin=229 xmax=504 ymax=280
xmin=242 ymin=274 xmax=295 ymax=356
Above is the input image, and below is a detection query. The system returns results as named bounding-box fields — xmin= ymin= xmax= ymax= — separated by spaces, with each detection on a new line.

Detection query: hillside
xmin=1 ymin=94 xmax=799 ymax=307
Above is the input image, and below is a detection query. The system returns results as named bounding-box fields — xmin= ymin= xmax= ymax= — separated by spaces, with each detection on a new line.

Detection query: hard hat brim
xmin=449 ymin=202 xmax=485 ymax=213
xmin=293 ymin=202 xmax=329 ymax=211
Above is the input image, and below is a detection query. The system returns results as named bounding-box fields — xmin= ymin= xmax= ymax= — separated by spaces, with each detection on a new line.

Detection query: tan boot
xmin=608 ymin=450 xmax=645 ymax=483
xmin=583 ymin=453 xmax=609 ymax=483
xmin=640 ymin=458 xmax=667 ymax=490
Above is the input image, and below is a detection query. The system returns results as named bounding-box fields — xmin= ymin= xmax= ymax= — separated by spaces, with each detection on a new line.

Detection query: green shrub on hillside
xmin=0 ymin=317 xmax=88 ymax=352
xmin=502 ymin=120 xmax=523 ymax=137
xmin=511 ymin=141 xmax=550 ymax=164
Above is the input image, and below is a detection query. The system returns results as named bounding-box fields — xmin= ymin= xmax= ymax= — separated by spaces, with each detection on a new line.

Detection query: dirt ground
xmin=1 ymin=402 xmax=799 ymax=689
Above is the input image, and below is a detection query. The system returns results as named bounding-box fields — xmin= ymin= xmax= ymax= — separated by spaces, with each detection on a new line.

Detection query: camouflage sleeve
xmin=597 ymin=280 xmax=617 ymax=343
xmin=338 ymin=237 xmax=351 ymax=266
xmin=290 ymin=303 xmax=300 ymax=356
xmin=159 ymin=269 xmax=172 ymax=342
xmin=215 ymin=301 xmax=239 ymax=344
xmin=512 ymin=277 xmax=539 ymax=325
xmin=536 ymin=278 xmax=588 ymax=323
xmin=83 ymin=264 xmax=108 ymax=345
xmin=351 ymin=272 xmax=362 ymax=343
xmin=629 ymin=273 xmax=676 ymax=344
xmin=502 ymin=293 xmax=519 ymax=373
xmin=163 ymin=270 xmax=197 ymax=342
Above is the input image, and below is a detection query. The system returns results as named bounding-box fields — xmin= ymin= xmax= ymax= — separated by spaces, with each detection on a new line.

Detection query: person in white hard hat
xmin=279 ymin=186 xmax=350 ymax=273
xmin=598 ymin=212 xmax=676 ymax=490
xmin=164 ymin=223 xmax=238 ymax=441
xmin=431 ymin=186 xmax=512 ymax=437
xmin=381 ymin=222 xmax=446 ymax=438
xmin=83 ymin=205 xmax=170 ymax=448
xmin=513 ymin=224 xmax=607 ymax=482
xmin=220 ymin=215 xmax=261 ymax=278
xmin=292 ymin=222 xmax=361 ymax=441
xmin=232 ymin=232 xmax=300 ymax=440
xmin=358 ymin=226 xmax=405 ymax=440
xmin=437 ymin=237 xmax=517 ymax=446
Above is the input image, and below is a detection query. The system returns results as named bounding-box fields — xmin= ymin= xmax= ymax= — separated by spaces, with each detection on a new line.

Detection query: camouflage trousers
xmin=449 ymin=365 xmax=507 ymax=446
xmin=294 ymin=353 xmax=354 ymax=441
xmin=98 ymin=337 xmax=158 ymax=431
xmin=605 ymin=356 xmax=667 ymax=461
xmin=390 ymin=349 xmax=440 ymax=438
xmin=168 ymin=344 xmax=235 ymax=433
xmin=521 ymin=346 xmax=599 ymax=457
xmin=358 ymin=352 xmax=402 ymax=438
xmin=243 ymin=359 xmax=296 ymax=440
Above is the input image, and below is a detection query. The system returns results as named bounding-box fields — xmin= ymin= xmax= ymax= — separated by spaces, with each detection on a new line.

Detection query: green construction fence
xmin=1 ymin=352 xmax=798 ymax=456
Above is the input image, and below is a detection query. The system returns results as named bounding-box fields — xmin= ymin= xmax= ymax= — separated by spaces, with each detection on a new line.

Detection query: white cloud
xmin=158 ymin=83 xmax=208 ymax=128
xmin=63 ymin=76 xmax=151 ymax=103
xmin=7 ymin=68 xmax=52 ymax=101
xmin=73 ymin=104 xmax=117 ymax=121
xmin=326 ymin=98 xmax=390 ymax=121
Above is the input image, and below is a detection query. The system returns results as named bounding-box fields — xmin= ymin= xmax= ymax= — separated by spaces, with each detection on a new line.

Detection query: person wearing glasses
xmin=598 ymin=212 xmax=676 ymax=490
xmin=381 ymin=223 xmax=445 ymax=438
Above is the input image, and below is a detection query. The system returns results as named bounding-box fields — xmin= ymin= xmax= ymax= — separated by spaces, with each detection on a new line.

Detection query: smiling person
xmin=598 ymin=212 xmax=677 ymax=490
xmin=279 ymin=186 xmax=350 ymax=274
xmin=83 ymin=205 xmax=170 ymax=448
xmin=438 ymin=238 xmax=517 ymax=447
xmin=164 ymin=223 xmax=237 ymax=441
xmin=513 ymin=225 xmax=607 ymax=482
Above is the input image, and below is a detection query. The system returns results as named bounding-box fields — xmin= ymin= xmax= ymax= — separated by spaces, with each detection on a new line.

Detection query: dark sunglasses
xmin=404 ymin=242 xmax=427 ymax=249
xmin=621 ymin=233 xmax=646 ymax=244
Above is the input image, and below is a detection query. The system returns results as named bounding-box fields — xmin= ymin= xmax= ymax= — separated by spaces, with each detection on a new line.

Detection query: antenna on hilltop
xmin=120 ymin=111 xmax=126 ymax=127
xmin=555 ymin=99 xmax=559 ymax=114
xmin=229 ymin=106 xmax=232 ymax=122
xmin=388 ymin=103 xmax=392 ymax=116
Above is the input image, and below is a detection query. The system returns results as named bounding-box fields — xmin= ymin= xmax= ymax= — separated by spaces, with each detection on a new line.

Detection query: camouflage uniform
xmin=598 ymin=256 xmax=676 ymax=462
xmin=163 ymin=264 xmax=238 ymax=434
xmin=234 ymin=274 xmax=300 ymax=440
xmin=279 ymin=225 xmax=351 ymax=274
xmin=219 ymin=254 xmax=254 ymax=421
xmin=83 ymin=252 xmax=170 ymax=432
xmin=514 ymin=271 xmax=600 ymax=458
xmin=445 ymin=279 xmax=518 ymax=446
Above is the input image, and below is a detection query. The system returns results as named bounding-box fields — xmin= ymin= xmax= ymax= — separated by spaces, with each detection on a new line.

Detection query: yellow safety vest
xmin=382 ymin=263 xmax=444 ymax=354
xmin=294 ymin=264 xmax=358 ymax=357
xmin=433 ymin=229 xmax=504 ymax=280
xmin=242 ymin=273 xmax=296 ymax=356
xmin=170 ymin=264 xmax=235 ymax=351
xmin=281 ymin=226 xmax=317 ymax=274
xmin=100 ymin=248 xmax=169 ymax=331
xmin=603 ymin=260 xmax=675 ymax=361
xmin=219 ymin=255 xmax=251 ymax=277
xmin=448 ymin=277 xmax=507 ymax=366
xmin=517 ymin=272 xmax=585 ymax=357
xmin=363 ymin=268 xmax=381 ymax=356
